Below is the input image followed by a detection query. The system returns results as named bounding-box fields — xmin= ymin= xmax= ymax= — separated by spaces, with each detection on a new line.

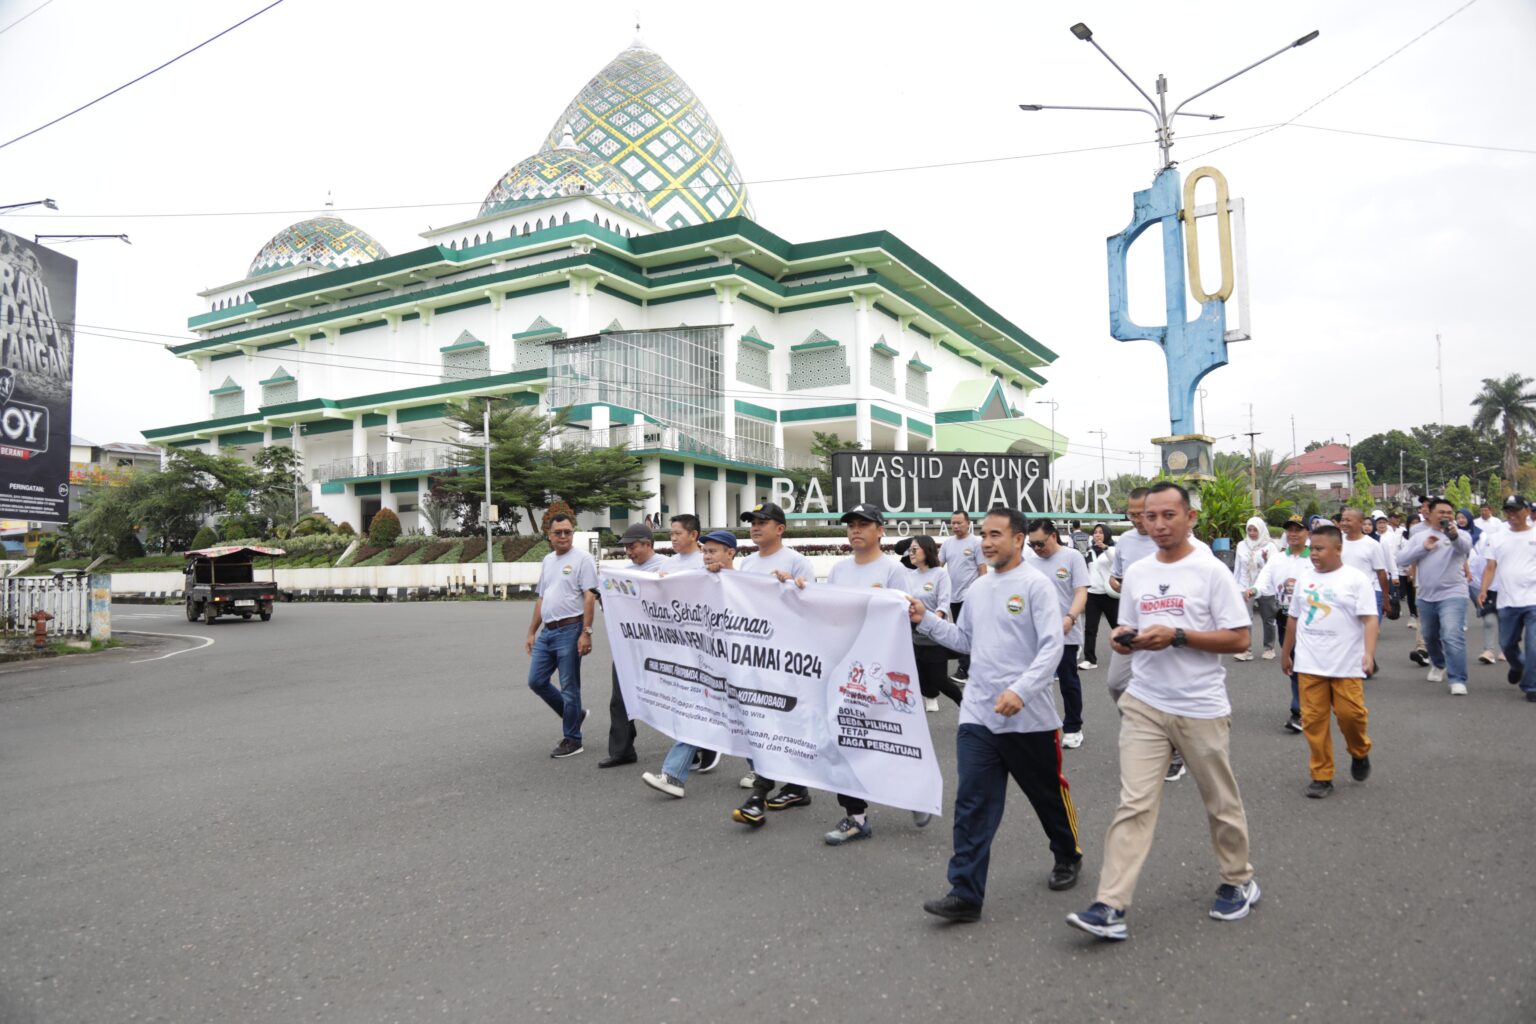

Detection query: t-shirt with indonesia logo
xmin=1118 ymin=547 xmax=1251 ymax=718
xmin=535 ymin=547 xmax=598 ymax=622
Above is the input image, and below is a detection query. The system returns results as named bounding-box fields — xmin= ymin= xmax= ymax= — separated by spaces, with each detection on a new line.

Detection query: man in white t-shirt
xmin=941 ymin=511 xmax=988 ymax=681
xmin=525 ymin=513 xmax=600 ymax=759
xmin=1339 ymin=509 xmax=1389 ymax=617
xmin=1066 ymin=482 xmax=1256 ymax=942
xmin=1478 ymin=494 xmax=1536 ymax=700
xmin=1474 ymin=502 xmax=1505 ymax=541
xmin=1281 ymin=524 xmax=1378 ymax=800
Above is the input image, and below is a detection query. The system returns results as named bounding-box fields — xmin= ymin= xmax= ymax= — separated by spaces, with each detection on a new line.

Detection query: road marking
xmin=120 ymin=630 xmax=216 ymax=663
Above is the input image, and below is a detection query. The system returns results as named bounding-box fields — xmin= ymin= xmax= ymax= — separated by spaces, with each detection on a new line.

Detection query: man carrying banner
xmin=911 ymin=506 xmax=1084 ymax=923
xmin=600 ymin=523 xmax=667 ymax=769
xmin=1067 ymin=482 xmax=1257 ymax=942
xmin=816 ymin=503 xmax=919 ymax=845
xmin=659 ymin=513 xmax=721 ymax=775
xmin=525 ymin=513 xmax=599 ymax=759
xmin=641 ymin=529 xmax=739 ymax=798
xmin=732 ymin=503 xmax=818 ymax=824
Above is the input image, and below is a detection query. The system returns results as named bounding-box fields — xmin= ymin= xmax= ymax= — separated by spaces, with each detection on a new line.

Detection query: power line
xmin=0 ymin=0 xmax=285 ymax=152
xmin=1185 ymin=0 xmax=1483 ymax=162
xmin=1288 ymin=122 xmax=1536 ymax=155
xmin=0 ymin=0 xmax=56 ymax=35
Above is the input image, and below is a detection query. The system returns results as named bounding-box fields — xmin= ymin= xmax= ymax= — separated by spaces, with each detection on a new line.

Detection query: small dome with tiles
xmin=247 ymin=216 xmax=389 ymax=278
xmin=480 ymin=128 xmax=655 ymax=223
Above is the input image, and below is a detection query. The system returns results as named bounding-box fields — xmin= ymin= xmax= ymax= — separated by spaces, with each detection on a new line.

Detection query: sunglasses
xmin=1027 ymin=539 xmax=1049 ymax=550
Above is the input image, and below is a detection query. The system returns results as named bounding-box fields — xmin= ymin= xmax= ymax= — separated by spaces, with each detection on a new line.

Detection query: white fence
xmin=2 ymin=574 xmax=92 ymax=638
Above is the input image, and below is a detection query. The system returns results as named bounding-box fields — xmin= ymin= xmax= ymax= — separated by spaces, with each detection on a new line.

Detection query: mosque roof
xmin=543 ymin=42 xmax=752 ymax=229
xmin=479 ymin=131 xmax=655 ymax=222
xmin=247 ymin=216 xmax=389 ymax=279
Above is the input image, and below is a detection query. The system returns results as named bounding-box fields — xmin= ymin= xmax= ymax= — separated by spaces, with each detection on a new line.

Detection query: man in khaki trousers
xmin=1066 ymin=482 xmax=1258 ymax=942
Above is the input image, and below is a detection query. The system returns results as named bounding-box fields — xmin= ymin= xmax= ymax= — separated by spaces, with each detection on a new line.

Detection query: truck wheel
xmin=204 ymin=604 xmax=217 ymax=625
xmin=185 ymin=599 xmax=198 ymax=622
xmin=259 ymin=609 xmax=272 ymax=622
xmin=240 ymin=612 xmax=252 ymax=620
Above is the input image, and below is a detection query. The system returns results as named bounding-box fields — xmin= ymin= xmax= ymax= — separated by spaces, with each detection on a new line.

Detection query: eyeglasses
xmin=1027 ymin=540 xmax=1049 ymax=550
xmin=550 ymin=529 xmax=574 ymax=537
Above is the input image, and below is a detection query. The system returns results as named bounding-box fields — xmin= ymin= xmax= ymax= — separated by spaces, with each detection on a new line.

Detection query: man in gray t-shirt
xmin=1026 ymin=519 xmax=1090 ymax=746
xmin=941 ymin=511 xmax=988 ymax=680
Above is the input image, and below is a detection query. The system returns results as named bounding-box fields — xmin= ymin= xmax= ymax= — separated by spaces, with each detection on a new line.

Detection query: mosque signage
xmin=769 ymin=451 xmax=1113 ymax=520
xmin=0 ymin=230 xmax=76 ymax=524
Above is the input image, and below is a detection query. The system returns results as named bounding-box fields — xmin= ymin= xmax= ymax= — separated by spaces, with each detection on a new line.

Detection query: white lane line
xmin=120 ymin=630 xmax=216 ymax=663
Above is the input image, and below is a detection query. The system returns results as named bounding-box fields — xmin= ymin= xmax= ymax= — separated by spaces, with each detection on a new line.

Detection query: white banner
xmin=600 ymin=567 xmax=942 ymax=816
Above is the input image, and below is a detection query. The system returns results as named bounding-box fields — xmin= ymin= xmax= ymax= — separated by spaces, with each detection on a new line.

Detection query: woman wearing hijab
xmin=1233 ymin=515 xmax=1280 ymax=661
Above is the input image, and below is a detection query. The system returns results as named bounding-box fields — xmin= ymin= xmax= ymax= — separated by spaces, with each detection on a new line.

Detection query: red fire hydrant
xmin=32 ymin=610 xmax=52 ymax=651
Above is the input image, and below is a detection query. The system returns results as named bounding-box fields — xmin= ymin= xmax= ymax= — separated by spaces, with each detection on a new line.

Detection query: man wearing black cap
xmin=731 ymin=503 xmax=819 ymax=823
xmin=601 ymin=523 xmax=667 ymax=768
xmin=1478 ymin=495 xmax=1536 ymax=701
xmin=819 ymin=504 xmax=918 ymax=844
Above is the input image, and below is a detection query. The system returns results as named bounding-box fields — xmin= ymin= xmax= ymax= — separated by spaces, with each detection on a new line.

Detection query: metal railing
xmin=554 ymin=423 xmax=819 ymax=473
xmin=311 ymin=447 xmax=466 ymax=483
xmin=2 ymin=575 xmax=90 ymax=637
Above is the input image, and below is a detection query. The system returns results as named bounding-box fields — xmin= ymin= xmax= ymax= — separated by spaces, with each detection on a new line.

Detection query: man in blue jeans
xmin=525 ymin=513 xmax=599 ymax=757
xmin=1398 ymin=498 xmax=1473 ymax=696
xmin=1478 ymin=495 xmax=1536 ymax=702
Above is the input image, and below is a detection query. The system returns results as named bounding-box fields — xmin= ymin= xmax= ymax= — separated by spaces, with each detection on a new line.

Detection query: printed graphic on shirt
xmin=1301 ymin=583 xmax=1334 ymax=625
xmin=1139 ymin=588 xmax=1186 ymax=615
xmin=561 ymin=565 xmax=573 ymax=576
xmin=1006 ymin=594 xmax=1024 ymax=614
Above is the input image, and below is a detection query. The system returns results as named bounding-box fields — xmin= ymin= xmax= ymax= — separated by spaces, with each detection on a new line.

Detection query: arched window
xmin=485 ymin=229 xmax=493 ymax=241
xmin=536 ymin=218 xmax=543 ymax=231
xmin=473 ymin=234 xmax=480 ymax=246
xmin=522 ymin=223 xmax=530 ymax=236
xmin=562 ymin=212 xmax=569 ymax=225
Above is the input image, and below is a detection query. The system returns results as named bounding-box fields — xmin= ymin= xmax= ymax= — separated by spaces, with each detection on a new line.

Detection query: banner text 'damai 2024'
xmin=600 ymin=567 xmax=943 ymax=816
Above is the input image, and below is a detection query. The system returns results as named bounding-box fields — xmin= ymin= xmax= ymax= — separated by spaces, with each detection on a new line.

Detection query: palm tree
xmin=1252 ymin=450 xmax=1303 ymax=511
xmin=1470 ymin=373 xmax=1536 ymax=481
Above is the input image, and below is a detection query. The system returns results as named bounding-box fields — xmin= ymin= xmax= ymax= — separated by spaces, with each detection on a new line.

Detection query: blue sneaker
xmin=824 ymin=816 xmax=872 ymax=845
xmin=1209 ymin=879 xmax=1261 ymax=921
xmin=1065 ymin=902 xmax=1128 ymax=941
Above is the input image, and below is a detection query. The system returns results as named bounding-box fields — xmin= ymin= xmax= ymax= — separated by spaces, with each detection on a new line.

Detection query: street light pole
xmin=1034 ymin=399 xmax=1060 ymax=488
xmin=1423 ymin=458 xmax=1430 ymax=496
xmin=1088 ymin=429 xmax=1108 ymax=481
xmin=1020 ymin=23 xmax=1319 ymax=172
xmin=1399 ymin=449 xmax=1405 ymax=500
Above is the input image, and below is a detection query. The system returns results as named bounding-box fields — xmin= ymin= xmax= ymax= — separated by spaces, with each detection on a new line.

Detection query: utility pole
xmin=1435 ymin=333 xmax=1445 ymax=424
xmin=1290 ymin=413 xmax=1297 ymax=459
xmin=1088 ymin=429 xmax=1108 ymax=481
xmin=1399 ymin=449 xmax=1405 ymax=500
xmin=1243 ymin=404 xmax=1259 ymax=501
xmin=1133 ymin=450 xmax=1145 ymax=477
xmin=482 ymin=398 xmax=498 ymax=595
xmin=1034 ymin=399 xmax=1060 ymax=487
xmin=1198 ymin=388 xmax=1209 ymax=436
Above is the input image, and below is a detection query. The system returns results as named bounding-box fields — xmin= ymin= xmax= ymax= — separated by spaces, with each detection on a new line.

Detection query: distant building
xmin=1282 ymin=443 xmax=1353 ymax=491
xmin=68 ymin=438 xmax=162 ymax=510
xmin=141 ymin=39 xmax=1062 ymax=534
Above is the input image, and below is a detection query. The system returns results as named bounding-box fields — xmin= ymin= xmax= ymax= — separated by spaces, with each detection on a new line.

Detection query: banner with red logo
xmin=600 ymin=566 xmax=942 ymax=815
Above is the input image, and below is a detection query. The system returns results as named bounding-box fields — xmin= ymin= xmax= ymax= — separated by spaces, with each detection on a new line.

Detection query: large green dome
xmin=543 ymin=43 xmax=753 ymax=229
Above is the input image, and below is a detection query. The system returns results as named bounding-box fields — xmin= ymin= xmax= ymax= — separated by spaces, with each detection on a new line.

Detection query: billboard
xmin=829 ymin=450 xmax=1050 ymax=516
xmin=0 ymin=230 xmax=75 ymax=523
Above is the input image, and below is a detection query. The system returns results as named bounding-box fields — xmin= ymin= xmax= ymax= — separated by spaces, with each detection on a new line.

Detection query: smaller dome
xmin=248 ymin=216 xmax=389 ymax=278
xmin=479 ymin=128 xmax=654 ymax=223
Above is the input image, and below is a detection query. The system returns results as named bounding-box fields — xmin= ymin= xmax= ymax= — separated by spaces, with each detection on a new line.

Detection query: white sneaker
xmin=1407 ymin=620 xmax=1417 ymax=630
xmin=1078 ymin=659 xmax=1096 ymax=670
xmin=924 ymin=697 xmax=939 ymax=713
xmin=1234 ymin=651 xmax=1255 ymax=662
xmin=1449 ymin=682 xmax=1468 ymax=695
xmin=640 ymin=771 xmax=685 ymax=798
xmin=739 ymin=771 xmax=757 ymax=789
xmin=1261 ymin=647 xmax=1276 ymax=661
xmin=1062 ymin=731 xmax=1084 ymax=749
xmin=1427 ymin=666 xmax=1446 ymax=683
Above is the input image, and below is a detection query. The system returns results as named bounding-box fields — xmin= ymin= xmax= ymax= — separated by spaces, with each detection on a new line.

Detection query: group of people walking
xmin=517 ymin=483 xmax=1536 ymax=941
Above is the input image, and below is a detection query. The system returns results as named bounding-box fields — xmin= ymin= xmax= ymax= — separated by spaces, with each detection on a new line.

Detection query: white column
xmin=381 ymin=409 xmax=401 ymax=512
xmin=679 ymin=462 xmax=697 ymax=515
xmin=569 ymin=274 xmax=593 ymax=337
xmin=262 ymin=427 xmax=272 ymax=450
xmin=851 ymin=295 xmax=873 ymax=448
xmin=642 ymin=458 xmax=662 ymax=520
xmin=716 ymin=284 xmax=739 ymax=442
xmin=708 ymin=475 xmax=728 ymax=530
xmin=737 ymin=473 xmax=755 ymax=521
xmin=350 ymin=416 xmax=367 ymax=462
xmin=590 ymin=403 xmax=611 ymax=446
xmin=895 ymin=419 xmax=909 ymax=451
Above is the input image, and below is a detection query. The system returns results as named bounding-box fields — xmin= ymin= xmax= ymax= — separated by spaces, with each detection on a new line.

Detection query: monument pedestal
xmin=1151 ymin=433 xmax=1215 ymax=482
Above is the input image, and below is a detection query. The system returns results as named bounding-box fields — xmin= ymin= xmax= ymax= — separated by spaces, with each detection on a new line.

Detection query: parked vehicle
xmin=184 ymin=545 xmax=284 ymax=624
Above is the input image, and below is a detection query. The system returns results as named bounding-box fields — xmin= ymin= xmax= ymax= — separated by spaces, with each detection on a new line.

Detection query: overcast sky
xmin=3 ymin=0 xmax=1531 ymax=482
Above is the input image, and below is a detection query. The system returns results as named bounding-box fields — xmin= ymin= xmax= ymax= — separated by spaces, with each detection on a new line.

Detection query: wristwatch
xmin=1171 ymin=628 xmax=1188 ymax=648
xmin=582 ymin=626 xmax=593 ymax=636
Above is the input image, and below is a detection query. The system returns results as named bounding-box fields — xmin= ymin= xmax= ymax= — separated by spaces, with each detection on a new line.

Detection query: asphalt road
xmin=1 ymin=600 xmax=1530 ymax=1024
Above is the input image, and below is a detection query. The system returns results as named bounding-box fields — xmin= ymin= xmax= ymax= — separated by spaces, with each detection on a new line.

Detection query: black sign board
xmin=830 ymin=451 xmax=1049 ymax=515
xmin=0 ymin=231 xmax=76 ymax=523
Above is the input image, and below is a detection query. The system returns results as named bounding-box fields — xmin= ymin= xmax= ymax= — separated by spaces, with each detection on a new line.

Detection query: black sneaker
xmin=1409 ymin=649 xmax=1428 ymax=666
xmin=951 ymin=667 xmax=968 ymax=682
xmin=732 ymin=794 xmax=767 ymax=827
xmin=1350 ymin=755 xmax=1371 ymax=782
xmin=1164 ymin=756 xmax=1186 ymax=782
xmin=695 ymin=749 xmax=722 ymax=774
xmin=1526 ymin=692 xmax=1536 ymax=702
xmin=923 ymin=894 xmax=981 ymax=923
xmin=765 ymin=785 xmax=811 ymax=810
xmin=1305 ymin=779 xmax=1333 ymax=799
xmin=1284 ymin=713 xmax=1303 ymax=733
xmin=1048 ymin=859 xmax=1082 ymax=891
xmin=551 ymin=738 xmax=583 ymax=759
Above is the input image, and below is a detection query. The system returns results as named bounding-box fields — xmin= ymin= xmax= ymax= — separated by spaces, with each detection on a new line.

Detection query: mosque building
xmin=142 ymin=38 xmax=1062 ymax=533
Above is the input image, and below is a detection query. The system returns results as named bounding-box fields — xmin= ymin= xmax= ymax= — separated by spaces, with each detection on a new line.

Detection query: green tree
xmin=1346 ymin=463 xmax=1377 ymax=513
xmin=1487 ymin=472 xmax=1505 ymax=501
xmin=1470 ymin=373 xmax=1536 ymax=482
xmin=1350 ymin=430 xmax=1423 ymax=486
xmin=190 ymin=525 xmax=220 ymax=550
xmin=1410 ymin=424 xmax=1503 ymax=492
xmin=779 ymin=431 xmax=861 ymax=511
xmin=249 ymin=446 xmax=304 ymax=536
xmin=1196 ymin=470 xmax=1256 ymax=544
xmin=1252 ymin=450 xmax=1303 ymax=511
xmin=1444 ymin=474 xmax=1474 ymax=511
xmin=70 ymin=480 xmax=143 ymax=556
